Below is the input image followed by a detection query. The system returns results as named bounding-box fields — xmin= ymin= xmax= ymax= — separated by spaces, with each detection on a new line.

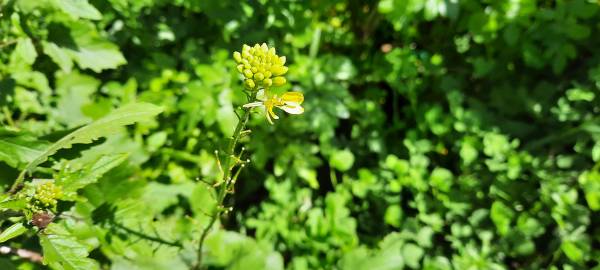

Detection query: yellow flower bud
xmin=242 ymin=51 xmax=251 ymax=59
xmin=233 ymin=52 xmax=242 ymax=63
xmin=234 ymin=43 xmax=289 ymax=89
xmin=254 ymin=72 xmax=265 ymax=81
xmin=271 ymin=66 xmax=288 ymax=76
xmin=263 ymin=78 xmax=273 ymax=87
xmin=273 ymin=76 xmax=286 ymax=86
xmin=245 ymin=79 xmax=256 ymax=89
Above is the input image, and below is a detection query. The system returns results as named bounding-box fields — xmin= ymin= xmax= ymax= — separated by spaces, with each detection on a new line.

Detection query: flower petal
xmin=243 ymin=102 xmax=264 ymax=108
xmin=265 ymin=107 xmax=274 ymax=124
xmin=268 ymin=106 xmax=280 ymax=120
xmin=280 ymin=104 xmax=304 ymax=114
xmin=281 ymin=92 xmax=304 ymax=104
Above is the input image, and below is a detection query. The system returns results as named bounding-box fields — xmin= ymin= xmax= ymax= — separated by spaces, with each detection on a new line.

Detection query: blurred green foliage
xmin=1 ymin=0 xmax=600 ymax=269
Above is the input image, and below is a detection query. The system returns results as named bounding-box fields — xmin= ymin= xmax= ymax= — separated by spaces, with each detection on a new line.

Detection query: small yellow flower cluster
xmin=34 ymin=182 xmax=63 ymax=208
xmin=233 ymin=43 xmax=288 ymax=90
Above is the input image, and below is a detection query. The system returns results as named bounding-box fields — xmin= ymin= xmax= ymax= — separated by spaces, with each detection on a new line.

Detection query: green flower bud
xmin=236 ymin=64 xmax=244 ymax=73
xmin=265 ymin=71 xmax=272 ymax=78
xmin=273 ymin=76 xmax=286 ymax=86
xmin=33 ymin=182 xmax=63 ymax=209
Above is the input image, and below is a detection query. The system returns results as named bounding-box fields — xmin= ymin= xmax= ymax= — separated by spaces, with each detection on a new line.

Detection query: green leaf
xmin=460 ymin=138 xmax=479 ymax=165
xmin=430 ymin=167 xmax=453 ymax=192
xmin=12 ymin=38 xmax=37 ymax=65
xmin=592 ymin=142 xmax=600 ymax=162
xmin=0 ymin=198 xmax=28 ymax=211
xmin=330 ymin=149 xmax=355 ymax=171
xmin=42 ymin=41 xmax=74 ymax=73
xmin=53 ymin=0 xmax=102 ymax=20
xmin=384 ymin=205 xmax=402 ymax=228
xmin=0 ymin=130 xmax=50 ymax=169
xmin=66 ymin=22 xmax=126 ymax=72
xmin=40 ymin=224 xmax=99 ymax=270
xmin=0 ymin=223 xmax=28 ymax=243
xmin=561 ymin=241 xmax=584 ymax=263
xmin=17 ymin=103 xmax=163 ymax=183
xmin=59 ymin=154 xmax=128 ymax=195
xmin=579 ymin=169 xmax=600 ymax=210
xmin=402 ymin=243 xmax=424 ymax=268
xmin=53 ymin=71 xmax=99 ymax=127
xmin=490 ymin=201 xmax=514 ymax=235
xmin=206 ymin=230 xmax=284 ymax=269
xmin=190 ymin=182 xmax=217 ymax=223
xmin=483 ymin=133 xmax=511 ymax=158
xmin=339 ymin=233 xmax=406 ymax=270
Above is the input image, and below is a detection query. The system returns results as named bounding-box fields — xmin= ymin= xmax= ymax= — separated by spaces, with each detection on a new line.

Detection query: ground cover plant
xmin=0 ymin=0 xmax=599 ymax=269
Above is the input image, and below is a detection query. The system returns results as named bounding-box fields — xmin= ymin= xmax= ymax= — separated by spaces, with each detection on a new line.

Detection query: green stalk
xmin=193 ymin=93 xmax=254 ymax=270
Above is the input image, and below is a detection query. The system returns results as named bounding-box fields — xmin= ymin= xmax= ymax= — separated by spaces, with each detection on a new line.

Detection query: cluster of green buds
xmin=33 ymin=182 xmax=63 ymax=208
xmin=234 ymin=43 xmax=288 ymax=90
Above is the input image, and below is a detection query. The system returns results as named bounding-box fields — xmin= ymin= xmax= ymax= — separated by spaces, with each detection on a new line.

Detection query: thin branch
xmin=112 ymin=222 xmax=182 ymax=248
xmin=192 ymin=91 xmax=257 ymax=270
xmin=0 ymin=39 xmax=17 ymax=49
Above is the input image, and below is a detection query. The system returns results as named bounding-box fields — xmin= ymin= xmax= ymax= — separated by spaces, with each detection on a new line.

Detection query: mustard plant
xmin=193 ymin=43 xmax=304 ymax=269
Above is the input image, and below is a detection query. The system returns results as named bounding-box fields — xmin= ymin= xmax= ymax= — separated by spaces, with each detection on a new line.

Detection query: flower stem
xmin=193 ymin=93 xmax=254 ymax=270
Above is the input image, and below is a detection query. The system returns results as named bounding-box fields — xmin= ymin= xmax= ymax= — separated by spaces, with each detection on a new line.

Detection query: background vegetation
xmin=1 ymin=0 xmax=600 ymax=269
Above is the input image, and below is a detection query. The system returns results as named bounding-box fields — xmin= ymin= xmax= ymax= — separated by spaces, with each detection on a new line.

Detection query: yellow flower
xmin=233 ymin=43 xmax=288 ymax=90
xmin=243 ymin=89 xmax=304 ymax=124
